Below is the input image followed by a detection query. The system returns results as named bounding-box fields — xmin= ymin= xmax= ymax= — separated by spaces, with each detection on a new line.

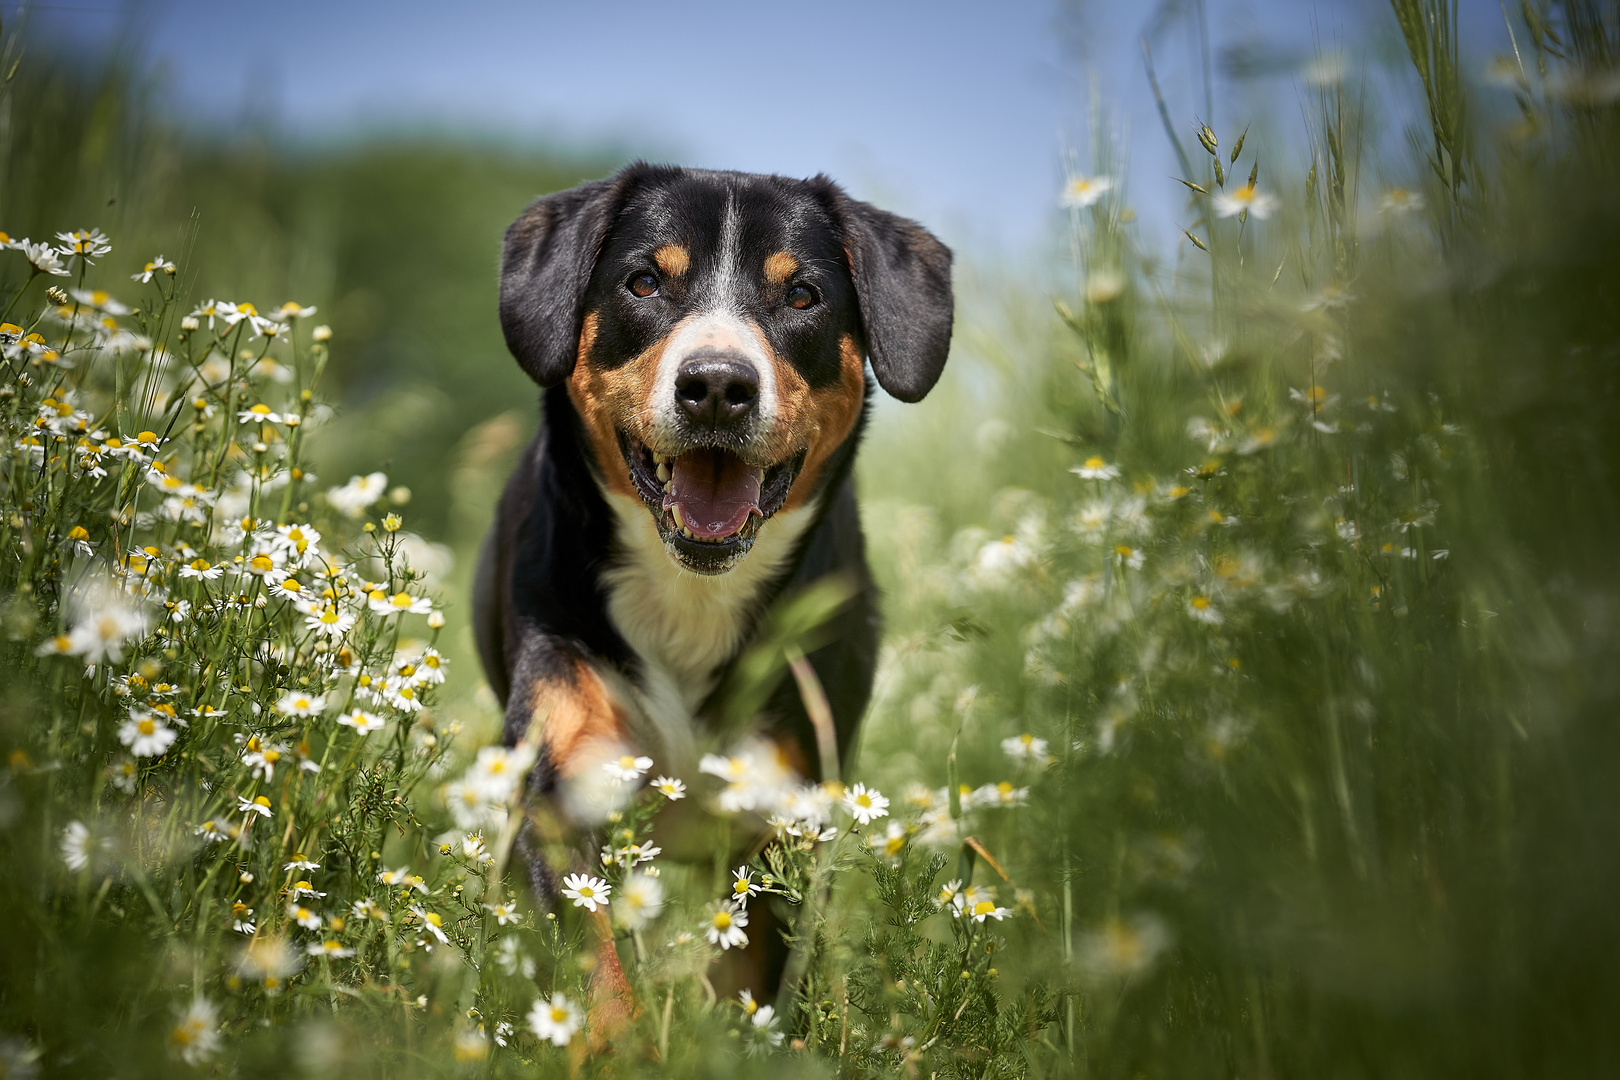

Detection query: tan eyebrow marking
xmin=764 ymin=251 xmax=798 ymax=283
xmin=653 ymin=244 xmax=690 ymax=276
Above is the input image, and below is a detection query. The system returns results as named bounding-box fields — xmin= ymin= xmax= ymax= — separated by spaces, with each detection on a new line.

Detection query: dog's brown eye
xmin=628 ymin=273 xmax=659 ymax=298
xmin=786 ymin=284 xmax=817 ymax=310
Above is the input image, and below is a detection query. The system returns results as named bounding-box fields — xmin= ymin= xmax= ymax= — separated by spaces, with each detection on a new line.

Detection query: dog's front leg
xmin=502 ymin=624 xmax=637 ymax=1042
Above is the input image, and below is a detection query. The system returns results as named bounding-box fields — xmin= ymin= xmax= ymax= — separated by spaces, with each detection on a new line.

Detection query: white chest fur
xmin=601 ymin=495 xmax=814 ymax=758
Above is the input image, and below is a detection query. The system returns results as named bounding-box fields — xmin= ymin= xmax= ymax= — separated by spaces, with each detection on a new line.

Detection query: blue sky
xmin=33 ymin=0 xmax=1511 ymax=260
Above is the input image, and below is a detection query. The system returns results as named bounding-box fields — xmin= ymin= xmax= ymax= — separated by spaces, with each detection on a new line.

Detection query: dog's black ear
xmin=818 ymin=182 xmax=955 ymax=403
xmin=499 ymin=175 xmax=631 ymax=386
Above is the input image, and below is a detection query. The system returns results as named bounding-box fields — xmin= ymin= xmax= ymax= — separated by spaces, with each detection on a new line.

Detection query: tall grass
xmin=2 ymin=4 xmax=1619 ymax=1077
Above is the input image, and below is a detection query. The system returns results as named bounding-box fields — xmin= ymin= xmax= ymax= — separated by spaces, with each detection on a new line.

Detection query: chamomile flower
xmin=650 ymin=775 xmax=686 ymax=799
xmin=305 ymin=605 xmax=355 ymax=638
xmin=936 ymin=878 xmax=964 ymax=909
xmin=1001 ymin=733 xmax=1049 ymax=761
xmin=284 ymin=854 xmax=321 ymax=872
xmin=560 ymin=873 xmax=612 ymax=913
xmin=1187 ymin=595 xmax=1224 ymax=625
xmin=1213 ymin=182 xmax=1279 ymax=219
xmin=730 ymin=866 xmax=762 ymax=906
xmin=168 ymin=998 xmax=221 ymax=1065
xmin=368 ymin=589 xmax=433 ymax=616
xmin=240 ymin=736 xmax=285 ymax=781
xmin=22 ymin=240 xmax=69 ymax=276
xmin=131 ymin=254 xmax=175 ymax=283
xmin=461 ymin=833 xmax=493 ymax=864
xmin=55 ymin=227 xmax=111 ymax=263
xmin=275 ymin=690 xmax=326 ymax=717
xmin=307 ymin=939 xmax=355 ymax=959
xmin=337 ymin=709 xmax=385 ymax=735
xmin=411 ymin=905 xmax=449 ymax=944
xmin=271 ymin=522 xmax=321 ymax=560
xmin=1059 ymin=174 xmax=1113 ymax=208
xmin=528 ymin=993 xmax=582 ymax=1047
xmin=287 ymin=903 xmax=322 ymax=930
xmin=61 ymin=821 xmax=94 ymax=870
xmin=326 ymin=472 xmax=388 ymax=517
xmin=747 ymin=1003 xmax=783 ymax=1051
xmin=615 ymin=871 xmax=665 ymax=929
xmin=1071 ymin=455 xmax=1121 ymax=480
xmin=378 ymin=867 xmax=429 ymax=893
xmin=119 ymin=712 xmax=177 ymax=757
xmin=960 ymin=896 xmax=1011 ymax=923
xmin=842 ymin=782 xmax=890 ymax=825
xmin=238 ymin=795 xmax=274 ymax=818
xmin=602 ymin=753 xmax=654 ymax=783
xmin=706 ymin=901 xmax=750 ymax=950
xmin=289 ymin=880 xmax=326 ymax=901
xmin=484 ymin=901 xmax=521 ymax=925
xmin=1379 ymin=187 xmax=1424 ymax=215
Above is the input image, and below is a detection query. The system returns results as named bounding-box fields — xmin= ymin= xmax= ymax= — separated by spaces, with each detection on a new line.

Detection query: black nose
xmin=674 ymin=357 xmax=760 ymax=429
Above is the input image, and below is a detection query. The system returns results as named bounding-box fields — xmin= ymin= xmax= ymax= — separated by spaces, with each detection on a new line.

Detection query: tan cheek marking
xmin=763 ymin=251 xmax=798 ymax=284
xmin=567 ymin=322 xmax=670 ymax=499
xmin=653 ymin=244 xmax=690 ymax=277
xmin=529 ymin=661 xmax=627 ymax=779
xmin=765 ymin=332 xmax=865 ymax=513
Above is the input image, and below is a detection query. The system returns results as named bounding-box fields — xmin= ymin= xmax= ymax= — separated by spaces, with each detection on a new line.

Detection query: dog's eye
xmin=785 ymin=284 xmax=817 ymax=310
xmin=627 ymin=273 xmax=659 ymax=299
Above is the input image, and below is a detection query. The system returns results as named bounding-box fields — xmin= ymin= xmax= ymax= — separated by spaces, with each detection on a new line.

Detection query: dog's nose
xmin=674 ymin=357 xmax=760 ymax=429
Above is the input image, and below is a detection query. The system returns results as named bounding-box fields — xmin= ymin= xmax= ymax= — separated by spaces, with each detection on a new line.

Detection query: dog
xmin=473 ymin=162 xmax=953 ymax=1006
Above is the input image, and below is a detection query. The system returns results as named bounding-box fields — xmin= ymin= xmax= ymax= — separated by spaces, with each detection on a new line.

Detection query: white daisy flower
xmin=1071 ymin=455 xmax=1121 ymax=480
xmin=326 ymin=472 xmax=388 ymax=517
xmin=615 ymin=871 xmax=665 ymax=930
xmin=337 ymin=709 xmax=386 ymax=735
xmin=61 ymin=821 xmax=94 ymax=870
xmin=560 ymin=873 xmax=611 ymax=913
xmin=842 ymin=782 xmax=890 ymax=825
xmin=274 ymin=690 xmax=326 ymax=717
xmin=1059 ymin=174 xmax=1113 ymax=209
xmin=168 ymin=998 xmax=221 ymax=1065
xmin=1213 ymin=182 xmax=1279 ymax=219
xmin=528 ymin=993 xmax=582 ymax=1047
xmin=411 ymin=905 xmax=449 ymax=944
xmin=484 ymin=901 xmax=521 ymax=925
xmin=730 ymin=866 xmax=762 ymax=906
xmin=118 ymin=712 xmax=177 ymax=757
xmin=238 ymin=795 xmax=274 ymax=818
xmin=706 ymin=901 xmax=750 ymax=950
xmin=1187 ymin=595 xmax=1224 ymax=625
xmin=307 ymin=939 xmax=354 ymax=958
xmin=367 ymin=589 xmax=433 ymax=616
xmin=287 ymin=903 xmax=322 ymax=930
xmin=304 ymin=605 xmax=355 ymax=638
xmin=601 ymin=753 xmax=653 ymax=783
xmin=650 ymin=775 xmax=686 ymax=799
xmin=1001 ymin=733 xmax=1049 ymax=761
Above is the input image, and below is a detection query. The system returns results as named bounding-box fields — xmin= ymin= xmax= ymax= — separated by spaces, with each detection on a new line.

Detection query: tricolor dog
xmin=473 ymin=163 xmax=952 ymax=973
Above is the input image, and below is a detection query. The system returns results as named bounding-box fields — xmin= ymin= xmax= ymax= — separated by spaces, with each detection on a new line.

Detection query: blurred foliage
xmin=0 ymin=28 xmax=618 ymax=544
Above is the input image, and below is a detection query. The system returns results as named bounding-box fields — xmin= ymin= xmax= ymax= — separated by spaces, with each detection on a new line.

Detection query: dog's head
xmin=499 ymin=164 xmax=953 ymax=575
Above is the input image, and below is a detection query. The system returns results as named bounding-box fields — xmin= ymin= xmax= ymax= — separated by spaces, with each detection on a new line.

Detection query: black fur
xmin=475 ymin=164 xmax=952 ymax=941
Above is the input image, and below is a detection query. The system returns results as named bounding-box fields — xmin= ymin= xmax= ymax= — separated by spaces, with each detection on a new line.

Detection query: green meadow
xmin=1 ymin=3 xmax=1617 ymax=1076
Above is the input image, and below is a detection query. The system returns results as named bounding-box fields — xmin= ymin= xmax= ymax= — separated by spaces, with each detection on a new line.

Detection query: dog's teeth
xmin=656 ymin=462 xmax=670 ymax=483
xmin=653 ymin=452 xmax=668 ymax=466
xmin=682 ymin=526 xmax=694 ymax=539
xmin=662 ymin=480 xmax=673 ymax=494
xmin=671 ymin=504 xmax=685 ymax=530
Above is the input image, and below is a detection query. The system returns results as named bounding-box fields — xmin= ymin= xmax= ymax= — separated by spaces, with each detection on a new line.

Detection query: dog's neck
xmin=599 ymin=493 xmax=817 ymax=734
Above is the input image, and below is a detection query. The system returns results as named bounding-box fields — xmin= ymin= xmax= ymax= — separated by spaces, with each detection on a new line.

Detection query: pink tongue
xmin=664 ymin=450 xmax=762 ymax=540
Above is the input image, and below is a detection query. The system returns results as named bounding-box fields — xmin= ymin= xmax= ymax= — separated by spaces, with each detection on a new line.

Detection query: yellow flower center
xmin=249 ymin=403 xmax=272 ymax=416
xmin=1084 ymin=455 xmax=1106 ymax=469
xmin=253 ymin=796 xmax=271 ymax=808
xmin=973 ymin=900 xmax=997 ymax=917
xmin=1192 ymin=596 xmax=1211 ymax=610
xmin=550 ymin=1006 xmax=569 ymax=1024
xmin=189 ymin=558 xmax=210 ymax=571
xmin=137 ymin=719 xmax=156 ymax=736
xmin=733 ymin=879 xmax=750 ymax=895
xmin=390 ymin=592 xmax=413 ymax=608
xmin=713 ymin=910 xmax=732 ymax=930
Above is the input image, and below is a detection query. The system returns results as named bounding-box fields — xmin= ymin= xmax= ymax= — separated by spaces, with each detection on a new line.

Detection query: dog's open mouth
xmin=620 ymin=434 xmax=803 ymax=572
